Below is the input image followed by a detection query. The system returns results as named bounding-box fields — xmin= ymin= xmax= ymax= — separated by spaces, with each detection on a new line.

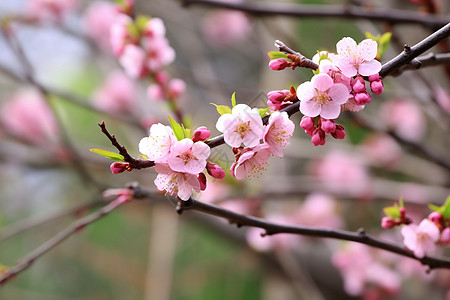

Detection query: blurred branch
xmin=0 ymin=187 xmax=138 ymax=285
xmin=130 ymin=184 xmax=450 ymax=270
xmin=395 ymin=52 xmax=450 ymax=75
xmin=0 ymin=199 xmax=104 ymax=242
xmin=181 ymin=0 xmax=450 ymax=29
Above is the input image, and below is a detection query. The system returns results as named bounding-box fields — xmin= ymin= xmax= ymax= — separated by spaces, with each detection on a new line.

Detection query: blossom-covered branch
xmin=181 ymin=0 xmax=450 ymax=29
xmin=128 ymin=184 xmax=450 ymax=270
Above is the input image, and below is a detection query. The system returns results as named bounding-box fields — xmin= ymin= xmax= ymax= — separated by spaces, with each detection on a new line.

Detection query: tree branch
xmin=181 ymin=0 xmax=450 ymax=29
xmin=129 ymin=184 xmax=450 ymax=270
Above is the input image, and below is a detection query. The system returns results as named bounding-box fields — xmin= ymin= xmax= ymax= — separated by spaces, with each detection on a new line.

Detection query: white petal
xmin=296 ymin=81 xmax=315 ymax=102
xmin=357 ymin=39 xmax=378 ymax=61
xmin=336 ymin=37 xmax=357 ymax=58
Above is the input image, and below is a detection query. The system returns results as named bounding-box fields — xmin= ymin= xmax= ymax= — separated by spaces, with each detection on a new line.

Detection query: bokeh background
xmin=0 ymin=0 xmax=450 ymax=299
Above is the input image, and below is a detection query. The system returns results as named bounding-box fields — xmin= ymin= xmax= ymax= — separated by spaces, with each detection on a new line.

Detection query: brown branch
xmin=394 ymin=52 xmax=450 ymax=75
xmin=129 ymin=184 xmax=450 ymax=270
xmin=181 ymin=0 xmax=450 ymax=29
xmin=98 ymin=122 xmax=155 ymax=169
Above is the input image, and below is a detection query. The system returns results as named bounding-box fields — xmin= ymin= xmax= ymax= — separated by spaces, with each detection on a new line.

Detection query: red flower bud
xmin=206 ymin=162 xmax=226 ymax=179
xmin=192 ymin=126 xmax=211 ymax=142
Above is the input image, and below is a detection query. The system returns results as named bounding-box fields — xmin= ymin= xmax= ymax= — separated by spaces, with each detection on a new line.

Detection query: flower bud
xmin=354 ymin=92 xmax=371 ymax=105
xmin=192 ymin=126 xmax=211 ymax=142
xmin=320 ymin=118 xmax=336 ymax=134
xmin=368 ymin=74 xmax=380 ymax=82
xmin=206 ymin=161 xmax=226 ymax=179
xmin=269 ymin=58 xmax=289 ymax=71
xmin=110 ymin=162 xmax=129 ymax=174
xmin=331 ymin=124 xmax=345 ymax=139
xmin=267 ymin=90 xmax=286 ymax=103
xmin=352 ymin=77 xmax=366 ymax=93
xmin=370 ymin=80 xmax=384 ymax=95
xmin=311 ymin=129 xmax=326 ymax=146
xmin=429 ymin=211 xmax=443 ymax=224
xmin=198 ymin=172 xmax=207 ymax=191
xmin=381 ymin=217 xmax=397 ymax=229
xmin=300 ymin=116 xmax=315 ymax=132
xmin=441 ymin=227 xmax=450 ymax=245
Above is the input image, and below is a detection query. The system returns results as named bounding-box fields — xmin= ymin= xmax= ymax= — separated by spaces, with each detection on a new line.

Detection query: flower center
xmin=234 ymin=121 xmax=251 ymax=138
xmin=314 ymin=89 xmax=331 ymax=105
xmin=177 ymin=151 xmax=197 ymax=165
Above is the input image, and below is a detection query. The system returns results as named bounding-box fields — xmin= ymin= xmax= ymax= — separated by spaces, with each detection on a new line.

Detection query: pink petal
xmin=312 ymin=74 xmax=334 ymax=92
xmin=296 ymin=81 xmax=315 ymax=102
xmin=242 ymin=131 xmax=262 ymax=147
xmin=300 ymin=100 xmax=321 ymax=117
xmin=328 ymin=83 xmax=351 ymax=105
xmin=358 ymin=60 xmax=382 ymax=76
xmin=320 ymin=102 xmax=342 ymax=119
xmin=224 ymin=131 xmax=244 ymax=147
xmin=336 ymin=37 xmax=357 ymax=58
xmin=419 ymin=219 xmax=440 ymax=242
xmin=338 ymin=59 xmax=358 ymax=77
xmin=192 ymin=142 xmax=211 ymax=160
xmin=216 ymin=113 xmax=235 ymax=132
xmin=357 ymin=39 xmax=378 ymax=61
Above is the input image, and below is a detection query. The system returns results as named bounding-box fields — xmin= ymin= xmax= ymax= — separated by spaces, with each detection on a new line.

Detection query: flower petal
xmin=300 ymin=100 xmax=321 ymax=117
xmin=320 ymin=102 xmax=342 ymax=119
xmin=328 ymin=83 xmax=351 ymax=105
xmin=336 ymin=37 xmax=357 ymax=58
xmin=358 ymin=60 xmax=382 ymax=77
xmin=357 ymin=39 xmax=378 ymax=61
xmin=296 ymin=81 xmax=315 ymax=102
xmin=312 ymin=74 xmax=334 ymax=92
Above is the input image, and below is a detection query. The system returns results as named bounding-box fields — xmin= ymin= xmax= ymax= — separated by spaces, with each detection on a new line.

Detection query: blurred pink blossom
xmin=93 ymin=70 xmax=137 ymax=114
xmin=313 ymin=151 xmax=372 ymax=198
xmin=119 ymin=44 xmax=148 ymax=79
xmin=360 ymin=133 xmax=402 ymax=168
xmin=202 ymin=9 xmax=251 ymax=47
xmin=110 ymin=15 xmax=134 ymax=56
xmin=27 ymin=0 xmax=78 ymax=21
xmin=293 ymin=193 xmax=342 ymax=228
xmin=142 ymin=36 xmax=175 ymax=72
xmin=1 ymin=90 xmax=59 ymax=146
xmin=332 ymin=243 xmax=401 ymax=297
xmin=380 ymin=99 xmax=426 ymax=142
xmin=83 ymin=1 xmax=119 ymax=52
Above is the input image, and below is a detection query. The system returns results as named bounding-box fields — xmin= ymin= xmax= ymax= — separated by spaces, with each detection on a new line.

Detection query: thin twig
xmin=395 ymin=52 xmax=450 ymax=75
xmin=181 ymin=0 xmax=449 ymax=29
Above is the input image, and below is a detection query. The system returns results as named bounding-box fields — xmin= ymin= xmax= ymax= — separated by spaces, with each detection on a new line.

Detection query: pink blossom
xmin=297 ymin=73 xmax=350 ymax=119
xmin=401 ymin=219 xmax=440 ymax=258
xmin=380 ymin=99 xmax=426 ymax=142
xmin=230 ymin=144 xmax=271 ymax=180
xmin=119 ymin=44 xmax=148 ymax=79
xmin=1 ymin=90 xmax=59 ymax=145
xmin=336 ymin=37 xmax=382 ymax=77
xmin=168 ymin=78 xmax=186 ymax=99
xmin=142 ymin=36 xmax=175 ymax=72
xmin=138 ymin=123 xmax=176 ymax=163
xmin=216 ymin=104 xmax=264 ymax=148
xmin=267 ymin=89 xmax=292 ymax=111
xmin=293 ymin=193 xmax=342 ymax=228
xmin=341 ymin=96 xmax=365 ymax=112
xmin=167 ymin=138 xmax=210 ymax=174
xmin=144 ymin=17 xmax=166 ymax=38
xmin=27 ymin=0 xmax=78 ymax=21
xmin=263 ymin=111 xmax=294 ymax=157
xmin=110 ymin=14 xmax=133 ymax=56
xmin=147 ymin=84 xmax=164 ymax=101
xmin=192 ymin=126 xmax=211 ymax=142
xmin=202 ymin=9 xmax=251 ymax=48
xmin=93 ymin=70 xmax=137 ymax=114
xmin=154 ymin=163 xmax=201 ymax=200
xmin=360 ymin=134 xmax=402 ymax=168
xmin=83 ymin=1 xmax=119 ymax=52
xmin=441 ymin=227 xmax=450 ymax=245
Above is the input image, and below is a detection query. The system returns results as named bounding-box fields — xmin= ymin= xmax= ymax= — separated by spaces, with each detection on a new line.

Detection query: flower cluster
xmin=135 ymin=122 xmax=227 ymax=200
xmin=383 ymin=197 xmax=450 ymax=258
xmin=269 ymin=37 xmax=384 ymax=146
xmin=216 ymin=104 xmax=295 ymax=180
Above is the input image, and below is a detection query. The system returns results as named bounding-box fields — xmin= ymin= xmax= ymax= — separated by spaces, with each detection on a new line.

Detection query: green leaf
xmin=231 ymin=92 xmax=237 ymax=108
xmin=90 ymin=149 xmax=124 ymax=162
xmin=365 ymin=31 xmax=378 ymax=41
xmin=168 ymin=115 xmax=185 ymax=141
xmin=267 ymin=51 xmax=288 ymax=60
xmin=379 ymin=32 xmax=392 ymax=45
xmin=183 ymin=126 xmax=191 ymax=139
xmin=383 ymin=206 xmax=401 ymax=219
xmin=441 ymin=195 xmax=450 ymax=219
xmin=429 ymin=204 xmax=441 ymax=212
xmin=259 ymin=107 xmax=270 ymax=118
xmin=211 ymin=103 xmax=232 ymax=115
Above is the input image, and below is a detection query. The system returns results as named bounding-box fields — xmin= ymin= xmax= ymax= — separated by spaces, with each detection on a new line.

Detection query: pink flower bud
xmin=429 ymin=211 xmax=443 ymax=224
xmin=354 ymin=92 xmax=371 ymax=105
xmin=441 ymin=227 xmax=450 ymax=245
xmin=155 ymin=71 xmax=169 ymax=85
xmin=198 ymin=172 xmax=207 ymax=191
xmin=370 ymin=80 xmax=384 ymax=95
xmin=311 ymin=129 xmax=326 ymax=146
xmin=300 ymin=116 xmax=315 ymax=131
xmin=352 ymin=77 xmax=366 ymax=93
xmin=331 ymin=124 xmax=345 ymax=139
xmin=381 ymin=217 xmax=397 ymax=229
xmin=267 ymin=90 xmax=286 ymax=103
xmin=320 ymin=118 xmax=336 ymax=134
xmin=269 ymin=58 xmax=289 ymax=71
xmin=368 ymin=74 xmax=380 ymax=82
xmin=192 ymin=126 xmax=211 ymax=142
xmin=206 ymin=161 xmax=226 ymax=179
xmin=110 ymin=162 xmax=129 ymax=174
